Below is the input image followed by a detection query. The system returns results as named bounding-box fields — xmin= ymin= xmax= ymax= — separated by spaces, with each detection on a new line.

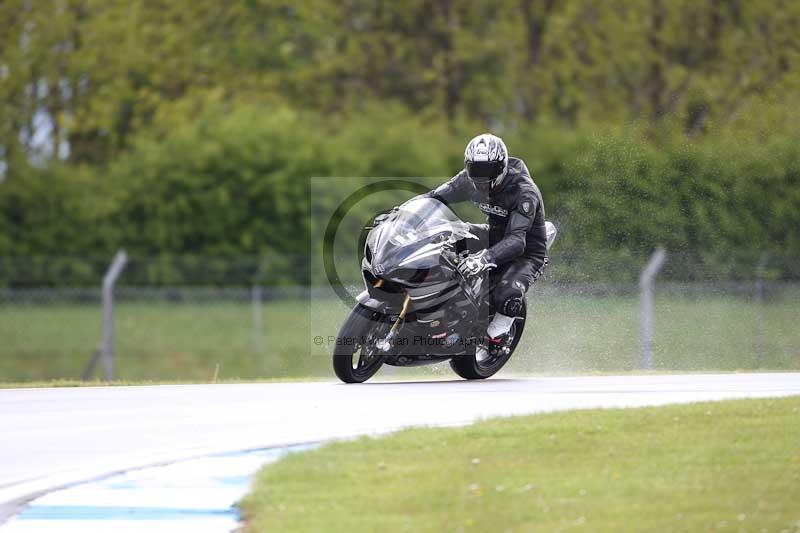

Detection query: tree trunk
xmin=520 ymin=0 xmax=556 ymax=120
xmin=646 ymin=0 xmax=666 ymax=123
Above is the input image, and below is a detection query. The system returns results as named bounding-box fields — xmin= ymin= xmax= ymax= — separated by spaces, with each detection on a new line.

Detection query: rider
xmin=422 ymin=133 xmax=549 ymax=357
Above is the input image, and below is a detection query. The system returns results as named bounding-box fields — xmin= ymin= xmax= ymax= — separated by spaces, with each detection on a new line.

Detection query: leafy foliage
xmin=0 ymin=1 xmax=799 ymax=284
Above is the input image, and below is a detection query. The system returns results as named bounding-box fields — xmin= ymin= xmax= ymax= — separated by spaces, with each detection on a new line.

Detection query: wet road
xmin=2 ymin=373 xmax=799 ymax=517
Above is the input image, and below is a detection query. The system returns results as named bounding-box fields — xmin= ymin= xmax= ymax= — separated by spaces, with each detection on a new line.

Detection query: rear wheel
xmin=450 ymin=303 xmax=526 ymax=380
xmin=333 ymin=304 xmax=390 ymax=383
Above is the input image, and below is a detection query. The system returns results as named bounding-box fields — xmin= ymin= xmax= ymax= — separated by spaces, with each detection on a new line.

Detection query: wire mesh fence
xmin=1 ymin=275 xmax=797 ymax=382
xmin=0 ymin=255 xmax=310 ymax=288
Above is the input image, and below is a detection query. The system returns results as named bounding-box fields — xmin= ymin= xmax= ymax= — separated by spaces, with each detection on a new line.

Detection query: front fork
xmin=375 ymin=291 xmax=410 ymax=352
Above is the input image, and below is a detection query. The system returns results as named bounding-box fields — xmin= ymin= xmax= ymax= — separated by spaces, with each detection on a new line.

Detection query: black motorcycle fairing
xmin=356 ymin=197 xmax=500 ymax=364
xmin=356 ymin=280 xmax=463 ymax=316
xmin=363 ymin=198 xmax=479 ymax=289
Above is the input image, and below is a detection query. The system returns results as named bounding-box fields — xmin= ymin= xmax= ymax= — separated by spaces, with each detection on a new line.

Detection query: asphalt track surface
xmin=2 ymin=373 xmax=800 ymax=521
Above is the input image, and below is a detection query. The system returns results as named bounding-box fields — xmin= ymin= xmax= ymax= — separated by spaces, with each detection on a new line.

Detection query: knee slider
xmin=495 ymin=281 xmax=525 ymax=317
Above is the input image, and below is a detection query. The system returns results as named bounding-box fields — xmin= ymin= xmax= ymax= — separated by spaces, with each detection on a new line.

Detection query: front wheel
xmin=333 ymin=304 xmax=390 ymax=383
xmin=450 ymin=304 xmax=526 ymax=380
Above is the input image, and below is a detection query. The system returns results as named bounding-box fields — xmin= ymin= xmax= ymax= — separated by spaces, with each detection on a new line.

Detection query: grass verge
xmin=240 ymin=396 xmax=800 ymax=532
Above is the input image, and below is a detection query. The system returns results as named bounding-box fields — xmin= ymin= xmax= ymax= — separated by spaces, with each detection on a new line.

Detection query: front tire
xmin=450 ymin=303 xmax=526 ymax=380
xmin=333 ymin=304 xmax=390 ymax=383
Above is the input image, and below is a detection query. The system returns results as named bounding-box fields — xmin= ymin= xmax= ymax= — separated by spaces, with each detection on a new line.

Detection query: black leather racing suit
xmin=425 ymin=157 xmax=548 ymax=317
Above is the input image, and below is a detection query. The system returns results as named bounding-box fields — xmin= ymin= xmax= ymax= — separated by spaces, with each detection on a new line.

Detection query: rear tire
xmin=450 ymin=302 xmax=526 ymax=380
xmin=333 ymin=304 xmax=389 ymax=383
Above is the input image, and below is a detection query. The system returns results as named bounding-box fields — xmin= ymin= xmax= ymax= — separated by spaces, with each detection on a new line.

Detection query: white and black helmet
xmin=464 ymin=133 xmax=508 ymax=191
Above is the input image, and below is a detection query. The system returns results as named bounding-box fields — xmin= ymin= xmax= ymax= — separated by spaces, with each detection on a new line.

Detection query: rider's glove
xmin=457 ymin=249 xmax=497 ymax=277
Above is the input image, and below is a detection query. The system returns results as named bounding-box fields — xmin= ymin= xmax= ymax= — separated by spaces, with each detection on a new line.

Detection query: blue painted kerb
xmin=19 ymin=505 xmax=237 ymax=521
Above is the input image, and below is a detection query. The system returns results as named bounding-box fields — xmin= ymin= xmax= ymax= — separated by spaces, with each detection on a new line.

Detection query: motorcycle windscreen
xmin=388 ymin=198 xmax=461 ymax=246
xmin=367 ymin=198 xmax=466 ymax=282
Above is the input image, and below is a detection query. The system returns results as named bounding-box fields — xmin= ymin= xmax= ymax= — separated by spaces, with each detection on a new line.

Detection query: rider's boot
xmin=487 ymin=313 xmax=515 ymax=338
xmin=476 ymin=313 xmax=515 ymax=362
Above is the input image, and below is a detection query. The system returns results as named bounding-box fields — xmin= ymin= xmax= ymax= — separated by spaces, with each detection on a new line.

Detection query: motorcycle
xmin=332 ymin=197 xmax=557 ymax=383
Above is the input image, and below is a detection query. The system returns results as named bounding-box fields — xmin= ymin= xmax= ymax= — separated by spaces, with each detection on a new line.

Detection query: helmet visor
xmin=466 ymin=160 xmax=504 ymax=183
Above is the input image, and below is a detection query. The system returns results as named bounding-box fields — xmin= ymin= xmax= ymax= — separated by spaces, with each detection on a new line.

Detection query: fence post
xmin=639 ymin=248 xmax=667 ymax=370
xmin=754 ymin=253 xmax=768 ymax=367
xmin=102 ymin=250 xmax=128 ymax=381
xmin=252 ymin=285 xmax=263 ymax=357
